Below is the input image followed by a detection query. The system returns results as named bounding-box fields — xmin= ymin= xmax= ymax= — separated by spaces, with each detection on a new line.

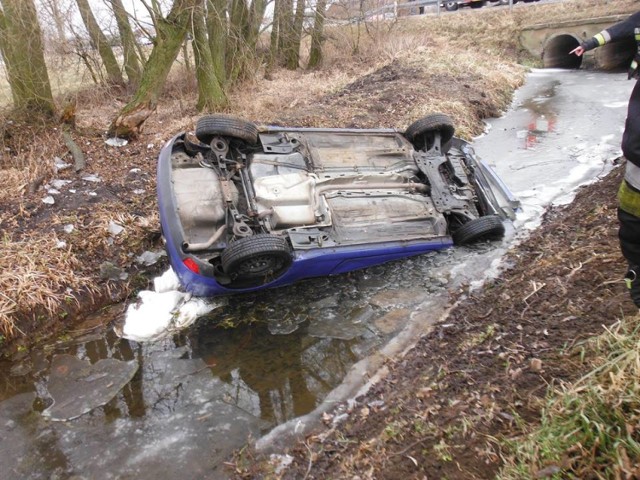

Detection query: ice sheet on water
xmin=42 ymin=354 xmax=138 ymax=421
xmin=120 ymin=267 xmax=224 ymax=342
xmin=307 ymin=310 xmax=368 ymax=340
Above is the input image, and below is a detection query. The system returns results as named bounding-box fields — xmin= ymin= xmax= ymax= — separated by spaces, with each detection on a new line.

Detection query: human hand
xmin=570 ymin=46 xmax=585 ymax=56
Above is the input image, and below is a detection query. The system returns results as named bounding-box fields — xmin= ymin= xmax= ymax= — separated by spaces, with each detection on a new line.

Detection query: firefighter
xmin=571 ymin=12 xmax=640 ymax=307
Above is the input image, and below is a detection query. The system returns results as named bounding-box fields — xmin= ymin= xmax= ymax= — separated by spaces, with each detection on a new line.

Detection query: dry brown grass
xmin=0 ymin=233 xmax=92 ymax=339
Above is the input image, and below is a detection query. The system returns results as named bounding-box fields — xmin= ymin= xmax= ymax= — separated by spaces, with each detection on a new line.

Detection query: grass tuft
xmin=499 ymin=315 xmax=640 ymax=479
xmin=0 ymin=233 xmax=94 ymax=340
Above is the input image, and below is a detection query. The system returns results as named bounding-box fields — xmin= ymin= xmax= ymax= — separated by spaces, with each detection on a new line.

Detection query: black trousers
xmin=623 ymin=80 xmax=640 ymax=165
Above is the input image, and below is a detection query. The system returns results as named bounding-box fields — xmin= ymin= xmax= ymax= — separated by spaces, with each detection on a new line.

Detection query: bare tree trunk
xmin=278 ymin=0 xmax=293 ymax=54
xmin=109 ymin=0 xmax=142 ymax=87
xmin=285 ymin=0 xmax=304 ymax=70
xmin=226 ymin=0 xmax=250 ymax=82
xmin=0 ymin=0 xmax=55 ymax=118
xmin=206 ymin=0 xmax=227 ymax=87
xmin=109 ymin=0 xmax=199 ymax=139
xmin=75 ymin=0 xmax=124 ymax=86
xmin=191 ymin=2 xmax=225 ymax=111
xmin=182 ymin=40 xmax=191 ymax=74
xmin=224 ymin=0 xmax=268 ymax=82
xmin=247 ymin=0 xmax=268 ymax=47
xmin=267 ymin=0 xmax=281 ymax=73
xmin=308 ymin=0 xmax=327 ymax=69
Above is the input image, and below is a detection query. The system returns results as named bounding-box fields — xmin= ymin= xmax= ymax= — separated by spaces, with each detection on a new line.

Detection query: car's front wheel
xmin=452 ymin=215 xmax=505 ymax=245
xmin=404 ymin=113 xmax=455 ymax=153
xmin=195 ymin=115 xmax=259 ymax=146
xmin=221 ymin=234 xmax=293 ymax=287
xmin=444 ymin=1 xmax=458 ymax=11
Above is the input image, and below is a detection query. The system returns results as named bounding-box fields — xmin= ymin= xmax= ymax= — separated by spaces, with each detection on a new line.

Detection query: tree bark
xmin=109 ymin=0 xmax=142 ymax=87
xmin=247 ymin=0 xmax=268 ymax=47
xmin=109 ymin=0 xmax=199 ymax=139
xmin=226 ymin=0 xmax=250 ymax=82
xmin=192 ymin=1 xmax=225 ymax=111
xmin=285 ymin=0 xmax=304 ymax=70
xmin=308 ymin=0 xmax=327 ymax=69
xmin=224 ymin=0 xmax=268 ymax=82
xmin=0 ymin=0 xmax=55 ymax=117
xmin=278 ymin=0 xmax=293 ymax=55
xmin=267 ymin=0 xmax=281 ymax=72
xmin=206 ymin=0 xmax=227 ymax=87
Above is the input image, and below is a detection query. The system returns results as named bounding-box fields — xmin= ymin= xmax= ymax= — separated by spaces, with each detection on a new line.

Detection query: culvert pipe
xmin=543 ymin=34 xmax=582 ymax=69
xmin=543 ymin=33 xmax=636 ymax=70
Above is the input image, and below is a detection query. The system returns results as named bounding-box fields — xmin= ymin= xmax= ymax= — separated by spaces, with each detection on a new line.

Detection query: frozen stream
xmin=0 ymin=69 xmax=633 ymax=479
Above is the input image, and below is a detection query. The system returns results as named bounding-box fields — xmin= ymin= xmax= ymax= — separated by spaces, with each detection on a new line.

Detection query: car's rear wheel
xmin=444 ymin=1 xmax=458 ymax=11
xmin=470 ymin=1 xmax=485 ymax=8
xmin=195 ymin=115 xmax=258 ymax=145
xmin=452 ymin=215 xmax=505 ymax=245
xmin=221 ymin=234 xmax=293 ymax=286
xmin=404 ymin=113 xmax=455 ymax=153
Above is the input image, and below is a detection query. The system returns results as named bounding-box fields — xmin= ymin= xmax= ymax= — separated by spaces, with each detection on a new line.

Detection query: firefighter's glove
xmin=624 ymin=266 xmax=640 ymax=308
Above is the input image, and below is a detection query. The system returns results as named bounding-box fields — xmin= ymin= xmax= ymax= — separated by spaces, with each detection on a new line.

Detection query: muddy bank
xmin=232 ymin=165 xmax=637 ymax=478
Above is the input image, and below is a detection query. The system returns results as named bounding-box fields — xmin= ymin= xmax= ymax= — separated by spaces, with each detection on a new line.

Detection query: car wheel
xmin=444 ymin=1 xmax=458 ymax=11
xmin=470 ymin=1 xmax=485 ymax=8
xmin=452 ymin=215 xmax=505 ymax=245
xmin=404 ymin=113 xmax=455 ymax=153
xmin=221 ymin=234 xmax=293 ymax=285
xmin=195 ymin=115 xmax=259 ymax=145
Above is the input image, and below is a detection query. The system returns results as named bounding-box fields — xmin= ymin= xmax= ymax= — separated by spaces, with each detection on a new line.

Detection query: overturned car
xmin=157 ymin=114 xmax=519 ymax=296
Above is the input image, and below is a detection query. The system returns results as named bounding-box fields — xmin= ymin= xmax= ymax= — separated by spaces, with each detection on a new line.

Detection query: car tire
xmin=444 ymin=2 xmax=458 ymax=11
xmin=470 ymin=1 xmax=485 ymax=8
xmin=452 ymin=215 xmax=505 ymax=245
xmin=195 ymin=115 xmax=259 ymax=145
xmin=221 ymin=234 xmax=293 ymax=284
xmin=404 ymin=113 xmax=455 ymax=153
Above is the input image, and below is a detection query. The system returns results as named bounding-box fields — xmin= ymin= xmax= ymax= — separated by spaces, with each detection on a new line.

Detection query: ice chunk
xmin=105 ymin=137 xmax=128 ymax=147
xmin=54 ymin=157 xmax=71 ymax=172
xmin=135 ymin=250 xmax=165 ymax=266
xmin=51 ymin=179 xmax=72 ymax=190
xmin=42 ymin=355 xmax=138 ymax=421
xmin=82 ymin=174 xmax=102 ymax=183
xmin=108 ymin=220 xmax=125 ymax=236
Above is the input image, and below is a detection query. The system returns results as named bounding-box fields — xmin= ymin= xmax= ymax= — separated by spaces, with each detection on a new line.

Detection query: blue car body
xmin=157 ymin=116 xmax=519 ymax=297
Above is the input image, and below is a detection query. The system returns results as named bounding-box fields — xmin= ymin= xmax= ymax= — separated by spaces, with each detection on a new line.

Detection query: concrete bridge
xmin=520 ymin=15 xmax=636 ymax=70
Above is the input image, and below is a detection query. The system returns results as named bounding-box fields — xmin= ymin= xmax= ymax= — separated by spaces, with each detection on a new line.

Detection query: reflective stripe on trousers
xmin=619 ymin=161 xmax=640 ymax=218
xmin=625 ymin=161 xmax=640 ymax=190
